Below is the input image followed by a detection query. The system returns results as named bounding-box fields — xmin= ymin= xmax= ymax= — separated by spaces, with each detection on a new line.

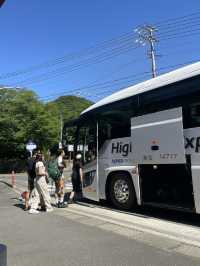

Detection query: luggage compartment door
xmin=131 ymin=107 xmax=186 ymax=164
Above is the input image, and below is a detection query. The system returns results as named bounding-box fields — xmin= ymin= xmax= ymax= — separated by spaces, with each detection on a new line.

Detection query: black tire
xmin=109 ymin=172 xmax=136 ymax=210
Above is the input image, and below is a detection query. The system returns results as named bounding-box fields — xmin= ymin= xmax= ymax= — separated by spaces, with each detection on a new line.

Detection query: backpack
xmin=47 ymin=159 xmax=62 ymax=181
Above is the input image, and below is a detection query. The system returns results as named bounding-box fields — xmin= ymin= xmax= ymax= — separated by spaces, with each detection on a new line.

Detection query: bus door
xmin=131 ymin=107 xmax=194 ymax=209
xmin=77 ymin=123 xmax=99 ymax=201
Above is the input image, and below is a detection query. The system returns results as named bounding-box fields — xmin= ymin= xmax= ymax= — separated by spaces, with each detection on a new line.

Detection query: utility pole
xmin=135 ymin=25 xmax=158 ymax=78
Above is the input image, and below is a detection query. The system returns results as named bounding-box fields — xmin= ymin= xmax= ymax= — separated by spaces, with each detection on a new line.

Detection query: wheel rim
xmin=113 ymin=179 xmax=129 ymax=204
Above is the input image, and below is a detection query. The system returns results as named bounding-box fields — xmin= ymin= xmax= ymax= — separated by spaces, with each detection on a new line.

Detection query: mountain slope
xmin=46 ymin=95 xmax=93 ymax=122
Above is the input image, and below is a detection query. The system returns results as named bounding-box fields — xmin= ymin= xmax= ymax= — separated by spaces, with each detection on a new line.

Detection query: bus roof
xmin=81 ymin=61 xmax=200 ymax=115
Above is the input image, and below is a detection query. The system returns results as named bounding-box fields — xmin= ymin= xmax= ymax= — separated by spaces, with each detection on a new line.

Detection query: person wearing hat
xmin=68 ymin=153 xmax=83 ymax=203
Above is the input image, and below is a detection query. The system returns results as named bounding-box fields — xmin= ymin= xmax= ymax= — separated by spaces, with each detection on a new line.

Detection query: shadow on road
xmin=0 ymin=180 xmax=12 ymax=188
xmin=13 ymin=203 xmax=25 ymax=211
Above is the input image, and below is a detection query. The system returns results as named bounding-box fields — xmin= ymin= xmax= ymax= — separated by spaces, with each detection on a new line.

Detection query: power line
xmin=10 ymin=43 xmax=139 ymax=87
xmin=7 ymin=26 xmax=199 ymax=89
xmin=88 ymin=60 xmax=199 ymax=101
xmin=155 ymin=10 xmax=200 ymax=27
xmin=47 ymin=57 xmax=143 ymax=97
xmin=158 ymin=26 xmax=200 ymax=39
xmin=159 ymin=29 xmax=200 ymax=41
xmin=0 ymin=32 xmax=134 ymax=80
xmin=157 ymin=22 xmax=200 ymax=38
xmin=44 ymin=42 xmax=199 ymax=93
xmin=39 ymin=71 xmax=151 ymax=101
xmin=39 ymin=59 xmax=198 ymax=102
xmin=1 ymin=10 xmax=200 ymax=82
xmin=36 ymin=41 xmax=200 ymax=93
xmin=0 ymin=9 xmax=199 ymax=91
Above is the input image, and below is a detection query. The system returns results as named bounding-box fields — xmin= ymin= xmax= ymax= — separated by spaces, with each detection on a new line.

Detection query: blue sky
xmin=0 ymin=1 xmax=200 ymax=102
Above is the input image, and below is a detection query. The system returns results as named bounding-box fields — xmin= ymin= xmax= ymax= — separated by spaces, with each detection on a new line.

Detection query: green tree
xmin=0 ymin=89 xmax=59 ymax=158
xmin=0 ymin=89 xmax=92 ymax=159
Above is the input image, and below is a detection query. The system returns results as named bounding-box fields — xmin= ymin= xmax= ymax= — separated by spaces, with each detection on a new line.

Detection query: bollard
xmin=11 ymin=170 xmax=16 ymax=188
xmin=0 ymin=244 xmax=7 ymax=266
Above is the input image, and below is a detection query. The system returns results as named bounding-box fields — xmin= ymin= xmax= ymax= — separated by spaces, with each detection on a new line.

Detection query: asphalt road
xmin=1 ymin=181 xmax=200 ymax=266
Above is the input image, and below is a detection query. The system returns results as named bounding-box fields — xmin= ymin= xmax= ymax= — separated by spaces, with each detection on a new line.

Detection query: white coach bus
xmin=63 ymin=61 xmax=200 ymax=213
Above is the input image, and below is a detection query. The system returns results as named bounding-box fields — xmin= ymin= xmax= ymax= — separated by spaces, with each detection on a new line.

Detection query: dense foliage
xmin=0 ymin=88 xmax=92 ymax=159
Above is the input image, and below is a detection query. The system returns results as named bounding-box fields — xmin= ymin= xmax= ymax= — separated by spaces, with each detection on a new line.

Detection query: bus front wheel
xmin=109 ymin=173 xmax=136 ymax=210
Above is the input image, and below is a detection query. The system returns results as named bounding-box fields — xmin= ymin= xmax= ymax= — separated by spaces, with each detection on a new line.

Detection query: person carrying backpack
xmin=47 ymin=149 xmax=67 ymax=208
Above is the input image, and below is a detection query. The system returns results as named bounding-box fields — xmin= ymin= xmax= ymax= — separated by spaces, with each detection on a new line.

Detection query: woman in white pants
xmin=29 ymin=153 xmax=53 ymax=214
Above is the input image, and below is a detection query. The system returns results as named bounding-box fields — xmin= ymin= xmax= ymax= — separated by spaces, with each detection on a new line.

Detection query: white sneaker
xmin=29 ymin=209 xmax=39 ymax=214
xmin=46 ymin=208 xmax=53 ymax=213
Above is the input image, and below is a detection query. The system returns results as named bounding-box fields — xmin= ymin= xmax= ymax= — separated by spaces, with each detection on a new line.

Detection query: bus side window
xmin=110 ymin=123 xmax=130 ymax=139
xmin=182 ymin=106 xmax=190 ymax=129
xmin=82 ymin=126 xmax=97 ymax=164
xmin=189 ymin=104 xmax=200 ymax=128
xmin=98 ymin=123 xmax=112 ymax=149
